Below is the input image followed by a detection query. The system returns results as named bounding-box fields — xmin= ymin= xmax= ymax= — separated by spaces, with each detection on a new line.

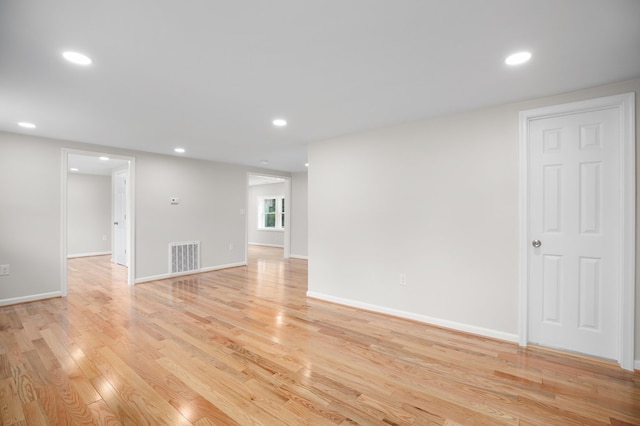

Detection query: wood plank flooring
xmin=1 ymin=245 xmax=639 ymax=425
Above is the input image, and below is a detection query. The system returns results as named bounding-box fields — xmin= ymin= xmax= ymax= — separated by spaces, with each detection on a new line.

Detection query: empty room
xmin=1 ymin=1 xmax=639 ymax=424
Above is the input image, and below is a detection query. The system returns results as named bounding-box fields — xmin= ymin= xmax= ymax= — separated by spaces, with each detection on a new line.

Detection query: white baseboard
xmin=248 ymin=243 xmax=284 ymax=248
xmin=135 ymin=273 xmax=171 ymax=284
xmin=290 ymin=254 xmax=308 ymax=260
xmin=135 ymin=262 xmax=247 ymax=284
xmin=306 ymin=291 xmax=519 ymax=343
xmin=67 ymin=251 xmax=111 ymax=259
xmin=200 ymin=262 xmax=247 ymax=273
xmin=0 ymin=291 xmax=62 ymax=307
xmin=634 ymin=360 xmax=640 ymax=371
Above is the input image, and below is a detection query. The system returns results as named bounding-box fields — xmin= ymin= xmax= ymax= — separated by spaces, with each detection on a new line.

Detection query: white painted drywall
xmin=247 ymin=182 xmax=285 ymax=247
xmin=290 ymin=172 xmax=308 ymax=258
xmin=0 ymin=134 xmax=63 ymax=303
xmin=0 ymin=131 xmax=288 ymax=304
xmin=67 ymin=173 xmax=111 ymax=257
xmin=133 ymin=153 xmax=287 ymax=280
xmin=308 ymin=78 xmax=640 ymax=351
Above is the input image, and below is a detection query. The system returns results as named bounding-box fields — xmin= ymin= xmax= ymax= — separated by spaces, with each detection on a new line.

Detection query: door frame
xmin=518 ymin=92 xmax=635 ymax=370
xmin=245 ymin=172 xmax=291 ymax=262
xmin=61 ymin=148 xmax=136 ymax=294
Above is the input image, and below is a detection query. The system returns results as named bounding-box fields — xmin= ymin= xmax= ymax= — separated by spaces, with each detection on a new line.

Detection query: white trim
xmin=619 ymin=93 xmax=636 ymax=371
xmin=61 ymin=148 xmax=136 ymax=290
xmin=135 ymin=262 xmax=247 ymax=284
xmin=248 ymin=242 xmax=284 ymax=248
xmin=67 ymin=251 xmax=111 ymax=259
xmin=307 ymin=291 xmax=519 ymax=343
xmin=0 ymin=291 xmax=62 ymax=307
xmin=634 ymin=360 xmax=640 ymax=371
xmin=135 ymin=273 xmax=172 ymax=284
xmin=246 ymin=172 xmax=292 ymax=262
xmin=518 ymin=92 xmax=635 ymax=370
xmin=284 ymin=178 xmax=291 ymax=259
xmin=290 ymin=254 xmax=309 ymax=260
xmin=61 ymin=151 xmax=68 ymax=297
xmin=257 ymin=194 xmax=286 ymax=230
xmin=126 ymin=160 xmax=136 ymax=286
xmin=200 ymin=262 xmax=246 ymax=273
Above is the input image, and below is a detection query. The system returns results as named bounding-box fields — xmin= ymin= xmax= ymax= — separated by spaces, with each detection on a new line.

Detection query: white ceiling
xmin=68 ymin=154 xmax=129 ymax=176
xmin=248 ymin=175 xmax=286 ymax=186
xmin=1 ymin=1 xmax=639 ymax=173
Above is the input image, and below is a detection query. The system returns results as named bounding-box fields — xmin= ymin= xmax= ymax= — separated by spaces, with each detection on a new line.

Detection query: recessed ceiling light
xmin=174 ymin=147 xmax=185 ymax=153
xmin=63 ymin=51 xmax=92 ymax=66
xmin=505 ymin=51 xmax=532 ymax=66
xmin=259 ymin=160 xmax=269 ymax=165
xmin=272 ymin=119 xmax=287 ymax=127
xmin=305 ymin=163 xmax=309 ymax=167
xmin=69 ymin=168 xmax=79 ymax=172
xmin=99 ymin=156 xmax=109 ymax=161
xmin=18 ymin=122 xmax=36 ymax=129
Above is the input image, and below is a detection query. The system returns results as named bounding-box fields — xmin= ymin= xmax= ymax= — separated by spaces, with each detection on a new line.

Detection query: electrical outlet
xmin=399 ymin=273 xmax=407 ymax=286
xmin=0 ymin=264 xmax=9 ymax=276
xmin=229 ymin=243 xmax=234 ymax=251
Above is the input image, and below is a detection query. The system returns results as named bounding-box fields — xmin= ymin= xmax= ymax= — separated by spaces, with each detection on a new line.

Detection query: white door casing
xmin=519 ymin=93 xmax=635 ymax=370
xmin=245 ymin=173 xmax=292 ymax=262
xmin=61 ymin=149 xmax=136 ymax=293
xmin=113 ymin=169 xmax=128 ymax=266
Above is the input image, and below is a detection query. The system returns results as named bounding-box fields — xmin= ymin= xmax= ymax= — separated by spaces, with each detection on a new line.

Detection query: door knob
xmin=532 ymin=240 xmax=542 ymax=248
xmin=114 ymin=222 xmax=119 ymax=225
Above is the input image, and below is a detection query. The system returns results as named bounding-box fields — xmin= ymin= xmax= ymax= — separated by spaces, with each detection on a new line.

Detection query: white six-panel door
xmin=528 ymin=107 xmax=620 ymax=360
xmin=521 ymin=93 xmax=635 ymax=370
xmin=114 ymin=169 xmax=128 ymax=267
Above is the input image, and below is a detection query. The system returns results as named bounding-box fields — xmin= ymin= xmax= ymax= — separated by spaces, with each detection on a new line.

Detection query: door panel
xmin=528 ymin=108 xmax=619 ymax=360
xmin=542 ymin=254 xmax=562 ymax=323
xmin=114 ymin=170 xmax=128 ymax=266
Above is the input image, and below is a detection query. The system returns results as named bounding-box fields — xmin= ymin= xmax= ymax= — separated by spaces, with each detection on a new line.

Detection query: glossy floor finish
xmin=0 ymin=246 xmax=638 ymax=425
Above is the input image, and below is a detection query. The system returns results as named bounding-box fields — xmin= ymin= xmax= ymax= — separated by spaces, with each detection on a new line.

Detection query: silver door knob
xmin=532 ymin=240 xmax=542 ymax=248
xmin=114 ymin=222 xmax=119 ymax=225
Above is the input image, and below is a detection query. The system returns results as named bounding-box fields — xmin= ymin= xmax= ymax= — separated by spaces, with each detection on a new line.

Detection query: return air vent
xmin=169 ymin=241 xmax=200 ymax=275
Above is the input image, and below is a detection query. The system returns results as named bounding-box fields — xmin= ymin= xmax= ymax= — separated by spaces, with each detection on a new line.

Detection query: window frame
xmin=257 ymin=195 xmax=285 ymax=231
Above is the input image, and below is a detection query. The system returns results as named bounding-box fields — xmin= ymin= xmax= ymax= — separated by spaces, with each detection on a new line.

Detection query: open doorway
xmin=61 ymin=149 xmax=136 ymax=295
xmin=246 ymin=173 xmax=291 ymax=261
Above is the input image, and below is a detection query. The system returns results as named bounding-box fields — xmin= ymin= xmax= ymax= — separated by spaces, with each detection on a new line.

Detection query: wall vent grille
xmin=169 ymin=241 xmax=200 ymax=275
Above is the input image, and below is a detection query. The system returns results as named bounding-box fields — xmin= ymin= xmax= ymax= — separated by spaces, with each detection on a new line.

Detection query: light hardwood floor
xmin=0 ymin=245 xmax=638 ymax=425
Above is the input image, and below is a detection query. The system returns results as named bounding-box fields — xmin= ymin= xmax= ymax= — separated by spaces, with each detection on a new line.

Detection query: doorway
xmin=246 ymin=173 xmax=291 ymax=262
xmin=518 ymin=93 xmax=635 ymax=370
xmin=61 ymin=149 xmax=136 ymax=294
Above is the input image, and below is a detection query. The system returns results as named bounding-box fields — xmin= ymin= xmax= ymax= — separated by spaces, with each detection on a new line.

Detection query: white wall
xmin=67 ymin=173 xmax=111 ymax=257
xmin=0 ymin=131 xmax=288 ymax=304
xmin=247 ymin=182 xmax=285 ymax=247
xmin=308 ymin=78 xmax=640 ymax=350
xmin=290 ymin=172 xmax=308 ymax=259
xmin=0 ymin=134 xmax=63 ymax=303
xmin=133 ymin=153 xmax=288 ymax=280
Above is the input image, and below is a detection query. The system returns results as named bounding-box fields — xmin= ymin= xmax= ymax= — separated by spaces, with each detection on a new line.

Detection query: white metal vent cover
xmin=169 ymin=241 xmax=200 ymax=275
